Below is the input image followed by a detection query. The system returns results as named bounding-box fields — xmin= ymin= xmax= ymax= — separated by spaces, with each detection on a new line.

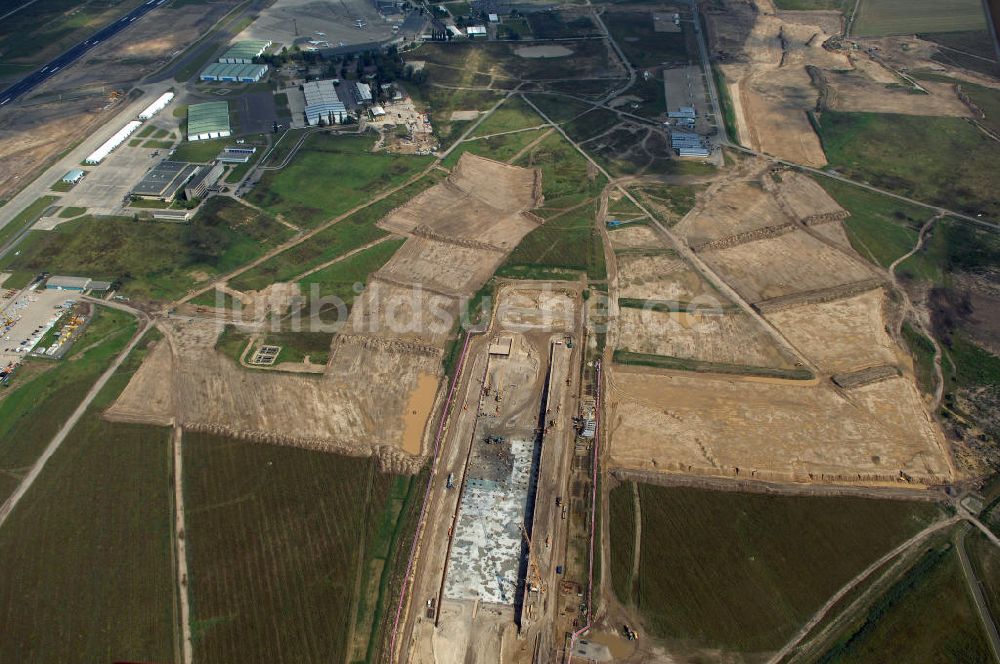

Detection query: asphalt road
xmin=0 ymin=0 xmax=167 ymax=107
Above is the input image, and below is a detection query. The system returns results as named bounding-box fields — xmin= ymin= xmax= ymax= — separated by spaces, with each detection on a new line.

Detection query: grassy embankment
xmin=612 ymin=350 xmax=814 ymax=380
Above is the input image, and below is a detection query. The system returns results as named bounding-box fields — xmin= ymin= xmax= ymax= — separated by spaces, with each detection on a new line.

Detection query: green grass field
xmin=815 ymin=176 xmax=932 ymax=269
xmin=498 ymin=133 xmax=607 ymax=280
xmin=230 ymin=173 xmax=441 ymax=292
xmin=246 ymin=133 xmax=432 ymax=228
xmin=183 ymin=433 xmax=424 ymax=663
xmin=816 ymin=538 xmax=991 ymax=663
xmin=562 ymin=108 xmax=622 ymax=143
xmin=524 ymin=94 xmax=594 ymax=124
xmin=0 ymin=198 xmax=293 ymax=300
xmin=0 ymin=326 xmax=175 ymax=663
xmin=499 ymin=200 xmax=605 ymax=281
xmin=526 ymin=10 xmax=600 ymax=38
xmin=816 ymin=111 xmax=1000 ymax=219
xmin=852 ymin=0 xmax=987 ymax=36
xmin=0 ymin=306 xmax=137 ymax=502
xmin=470 ymin=95 xmax=544 ymax=137
xmin=170 ymin=137 xmax=230 ymax=164
xmin=57 ymin=206 xmax=86 ymax=218
xmin=443 ymin=128 xmax=550 ymax=168
xmin=967 ymin=530 xmax=1000 ymax=627
xmin=298 ymin=237 xmax=405 ymax=324
xmin=612 ymin=483 xmax=944 ymax=652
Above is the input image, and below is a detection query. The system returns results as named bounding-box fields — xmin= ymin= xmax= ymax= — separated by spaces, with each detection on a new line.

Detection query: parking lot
xmin=0 ymin=287 xmax=80 ymax=364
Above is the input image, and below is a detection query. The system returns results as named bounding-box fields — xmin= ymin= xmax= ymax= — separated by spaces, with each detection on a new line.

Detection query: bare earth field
xmin=607 ymin=225 xmax=664 ymax=249
xmin=810 ymin=218 xmax=855 ymax=249
xmin=606 ymin=369 xmax=950 ymax=484
xmin=379 ymin=154 xmax=542 ymax=252
xmin=106 ymin=318 xmax=437 ymax=473
xmin=375 ymin=237 xmax=505 ymax=297
xmin=701 ymin=229 xmax=875 ymax=304
xmin=674 ymin=179 xmax=793 ymax=249
xmin=108 ymin=154 xmax=542 ymax=468
xmin=771 ymin=171 xmax=848 ymax=223
xmin=348 ymin=279 xmax=460 ymax=347
xmin=824 ymin=71 xmax=973 ymax=116
xmin=617 ymin=307 xmax=795 ymax=369
xmin=708 ymin=2 xmax=847 ymax=166
xmin=765 ymin=287 xmax=902 ymax=374
xmin=616 ymin=253 xmax=715 ymax=303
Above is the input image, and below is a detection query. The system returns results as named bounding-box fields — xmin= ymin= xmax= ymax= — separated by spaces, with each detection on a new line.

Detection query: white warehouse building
xmin=138 ymin=92 xmax=174 ymax=120
xmin=85 ymin=120 xmax=143 ymax=164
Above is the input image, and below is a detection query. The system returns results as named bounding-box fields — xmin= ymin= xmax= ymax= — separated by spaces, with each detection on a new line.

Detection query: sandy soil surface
xmin=376 ymin=237 xmax=505 ymax=297
xmin=106 ymin=318 xmax=437 ymax=472
xmin=765 ymin=288 xmax=901 ymax=374
xmin=810 ymin=219 xmax=855 ymax=250
xmin=674 ymin=179 xmax=792 ymax=248
xmin=859 ymin=36 xmax=1000 ymax=91
xmin=615 ymin=253 xmax=714 ymax=303
xmin=825 ymin=71 xmax=972 ymax=116
xmin=606 ymin=369 xmax=950 ymax=484
xmin=379 ymin=154 xmax=541 ymax=252
xmin=617 ymin=307 xmax=795 ymax=369
xmin=607 ymin=225 xmax=664 ymax=249
xmin=448 ymin=153 xmax=542 ymax=212
xmin=709 ymin=1 xmax=846 ymax=167
xmin=0 ymin=1 xmax=236 ymax=202
xmin=770 ymin=170 xmax=847 ymax=222
xmin=496 ymin=287 xmax=578 ymax=333
xmin=349 ymin=279 xmax=459 ymax=346
xmin=702 ymin=229 xmax=875 ymax=304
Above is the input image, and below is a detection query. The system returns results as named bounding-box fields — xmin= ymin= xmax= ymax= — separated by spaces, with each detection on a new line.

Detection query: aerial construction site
xmin=1 ymin=0 xmax=999 ymax=661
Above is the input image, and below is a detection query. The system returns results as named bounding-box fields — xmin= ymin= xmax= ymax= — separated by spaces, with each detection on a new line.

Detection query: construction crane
xmin=519 ymin=524 xmax=546 ymax=594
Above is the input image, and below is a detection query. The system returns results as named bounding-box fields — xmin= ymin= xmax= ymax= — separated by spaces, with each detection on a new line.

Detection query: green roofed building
xmin=188 ymin=102 xmax=231 ymax=141
xmin=219 ymin=40 xmax=273 ymax=64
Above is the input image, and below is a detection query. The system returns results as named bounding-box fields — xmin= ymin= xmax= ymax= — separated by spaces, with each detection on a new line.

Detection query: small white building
xmin=61 ymin=169 xmax=85 ymax=184
xmin=466 ymin=25 xmax=487 ymax=37
xmin=138 ymin=92 xmax=174 ymax=120
xmin=488 ymin=13 xmax=499 ymax=22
